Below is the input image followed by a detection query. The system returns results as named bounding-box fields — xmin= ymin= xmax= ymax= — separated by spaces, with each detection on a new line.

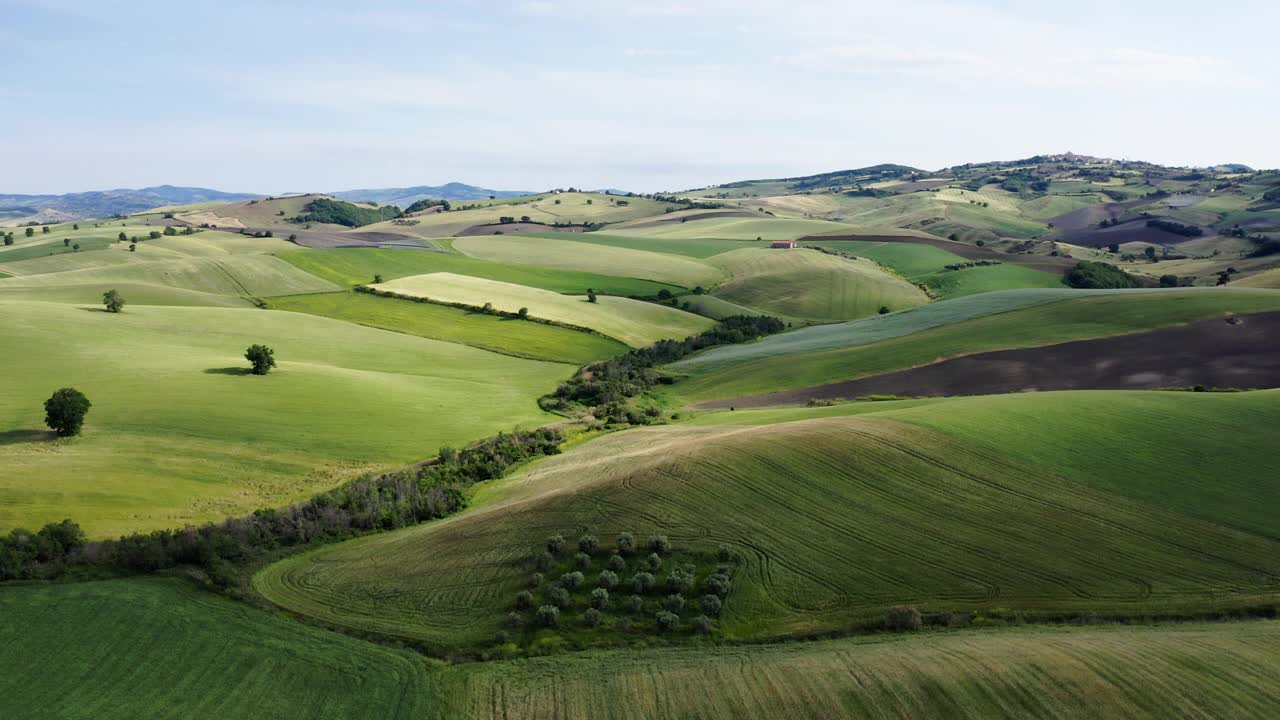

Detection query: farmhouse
xmin=770 ymin=240 xmax=798 ymax=249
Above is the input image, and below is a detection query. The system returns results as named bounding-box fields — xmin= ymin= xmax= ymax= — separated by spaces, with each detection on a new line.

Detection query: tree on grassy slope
xmin=244 ymin=344 xmax=277 ymax=375
xmin=44 ymin=388 xmax=91 ymax=437
xmin=102 ymin=289 xmax=125 ymax=313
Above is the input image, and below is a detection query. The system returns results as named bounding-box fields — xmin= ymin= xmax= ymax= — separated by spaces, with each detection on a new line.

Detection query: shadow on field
xmin=204 ymin=367 xmax=252 ymax=376
xmin=78 ymin=307 xmax=112 ymax=313
xmin=0 ymin=429 xmax=57 ymax=446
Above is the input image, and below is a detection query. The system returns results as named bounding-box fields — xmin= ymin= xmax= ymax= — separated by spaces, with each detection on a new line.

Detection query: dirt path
xmin=694 ymin=312 xmax=1280 ymax=408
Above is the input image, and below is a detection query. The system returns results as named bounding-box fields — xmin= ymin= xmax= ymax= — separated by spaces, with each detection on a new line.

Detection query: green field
xmin=531 ymin=231 xmax=769 ymax=258
xmin=668 ymin=289 xmax=1280 ymax=403
xmin=372 ymin=273 xmax=713 ymax=346
xmin=707 ymin=248 xmax=930 ymax=321
xmin=452 ymin=235 xmax=723 ymax=288
xmin=256 ymin=390 xmax=1280 ymax=650
xmin=276 ymin=247 xmax=679 ymax=296
xmin=7 ymin=578 xmax=1280 ymax=720
xmin=808 ymin=239 xmax=1063 ymax=297
xmin=0 ymin=254 xmax=339 ymax=298
xmin=442 ymin=622 xmax=1280 ymax=719
xmin=0 ymin=302 xmax=567 ymax=537
xmin=269 ymin=291 xmax=627 ymax=364
xmin=0 ymin=579 xmax=439 ymax=720
xmin=611 ymin=215 xmax=855 ymax=241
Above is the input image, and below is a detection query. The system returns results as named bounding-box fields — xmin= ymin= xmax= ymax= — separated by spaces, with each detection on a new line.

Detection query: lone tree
xmin=102 ymin=289 xmax=126 ymax=313
xmin=44 ymin=388 xmax=91 ymax=437
xmin=118 ymin=232 xmax=128 ymax=242
xmin=586 ymin=289 xmax=598 ymax=303
xmin=244 ymin=344 xmax=277 ymax=375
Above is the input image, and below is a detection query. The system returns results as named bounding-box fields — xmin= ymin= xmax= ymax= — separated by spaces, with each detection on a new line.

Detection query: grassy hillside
xmin=256 ymin=392 xmax=1280 ymax=650
xmin=372 ymin=273 xmax=713 ymax=347
xmin=441 ymin=622 xmax=1280 ymax=719
xmin=0 ymin=302 xmax=567 ymax=537
xmin=276 ymin=248 xmax=679 ymax=297
xmin=668 ymin=289 xmax=1280 ymax=403
xmin=269 ymin=291 xmax=627 ymax=364
xmin=533 ymin=231 xmax=769 ymax=258
xmin=8 ymin=579 xmax=1279 ymax=720
xmin=0 ymin=579 xmax=439 ymax=720
xmin=707 ymin=248 xmax=930 ymax=321
xmin=362 ymin=192 xmax=676 ymax=238
xmin=0 ymin=255 xmax=339 ymax=298
xmin=610 ymin=216 xmax=853 ymax=241
xmin=453 ymin=235 xmax=723 ymax=288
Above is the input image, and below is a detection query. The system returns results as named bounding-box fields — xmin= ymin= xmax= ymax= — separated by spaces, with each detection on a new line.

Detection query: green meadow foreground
xmin=4 ymin=578 xmax=1279 ymax=720
xmin=0 ymin=301 xmax=567 ymax=537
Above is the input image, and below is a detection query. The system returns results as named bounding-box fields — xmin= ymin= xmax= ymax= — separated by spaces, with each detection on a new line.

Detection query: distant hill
xmin=0 ymin=186 xmax=261 ymax=224
xmin=330 ymin=183 xmax=532 ymax=208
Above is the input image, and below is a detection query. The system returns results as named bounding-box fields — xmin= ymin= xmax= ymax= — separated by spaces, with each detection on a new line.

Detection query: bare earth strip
xmin=697 ymin=312 xmax=1280 ymax=408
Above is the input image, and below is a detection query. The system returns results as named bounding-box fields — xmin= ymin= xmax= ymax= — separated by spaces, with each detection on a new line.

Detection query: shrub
xmin=648 ymin=535 xmax=671 ymax=554
xmin=530 ymin=572 xmax=544 ymax=587
xmin=703 ymin=573 xmax=730 ymax=597
xmin=563 ymin=571 xmax=585 ymax=589
xmin=1159 ymin=274 xmax=1179 ymax=287
xmin=700 ymin=594 xmax=722 ymax=617
xmin=578 ymin=534 xmax=599 ymax=554
xmin=632 ymin=572 xmax=655 ymax=594
xmin=590 ymin=587 xmax=610 ymax=609
xmin=537 ymin=604 xmax=561 ymax=627
xmin=535 ymin=551 xmax=555 ymax=571
xmin=690 ymin=615 xmax=714 ymax=635
xmin=597 ymin=570 xmax=619 ymax=589
xmin=547 ymin=587 xmax=571 ymax=608
xmin=616 ymin=532 xmax=636 ymax=555
xmin=886 ymin=605 xmax=923 ymax=631
xmin=716 ymin=544 xmax=734 ymax=562
xmin=607 ymin=554 xmax=626 ymax=572
xmin=624 ymin=595 xmax=644 ymax=613
xmin=583 ymin=608 xmax=602 ymax=627
xmin=878 ymin=306 xmax=890 ymax=315
xmin=574 ymin=552 xmax=591 ymax=570
xmin=517 ymin=307 xmax=529 ymax=319
xmin=506 ymin=611 xmax=524 ymax=628
xmin=655 ymin=611 xmax=680 ymax=632
xmin=546 ymin=534 xmax=565 ymax=555
xmin=494 ymin=630 xmax=510 ymax=645
xmin=515 ymin=590 xmax=533 ymax=609
xmin=645 ymin=553 xmax=663 ymax=571
xmin=664 ymin=594 xmax=685 ymax=612
xmin=244 ymin=344 xmax=276 ymax=375
xmin=44 ymin=388 xmax=91 ymax=437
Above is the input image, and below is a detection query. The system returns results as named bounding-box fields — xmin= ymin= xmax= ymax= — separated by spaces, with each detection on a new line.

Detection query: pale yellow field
xmin=371 ymin=272 xmax=713 ymax=346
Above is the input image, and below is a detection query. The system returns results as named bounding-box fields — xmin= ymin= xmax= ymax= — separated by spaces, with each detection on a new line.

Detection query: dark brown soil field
xmin=695 ymin=312 xmax=1280 ymax=408
xmin=801 ymin=233 xmax=1075 ymax=273
xmin=457 ymin=223 xmax=585 ymax=236
xmin=238 ymin=226 xmax=433 ymax=250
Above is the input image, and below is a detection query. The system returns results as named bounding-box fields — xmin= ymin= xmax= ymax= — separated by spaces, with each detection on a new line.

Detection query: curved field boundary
xmin=255 ymin=410 xmax=1280 ymax=650
xmin=801 ymin=233 xmax=1076 ymax=273
xmin=452 ymin=235 xmax=723 ymax=289
xmin=672 ymin=288 xmax=1173 ymax=371
xmin=667 ymin=289 xmax=1280 ymax=403
xmin=698 ymin=312 xmax=1280 ymax=408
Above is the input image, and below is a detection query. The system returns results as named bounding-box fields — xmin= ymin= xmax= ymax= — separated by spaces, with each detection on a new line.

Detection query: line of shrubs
xmin=0 ymin=428 xmax=563 ymax=586
xmin=354 ymin=285 xmax=614 ymax=339
xmin=942 ymin=260 xmax=1002 ymax=271
xmin=540 ymin=315 xmax=786 ymax=417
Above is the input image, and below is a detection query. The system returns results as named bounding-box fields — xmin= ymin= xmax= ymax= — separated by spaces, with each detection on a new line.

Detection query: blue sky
xmin=2 ymin=0 xmax=1276 ymax=194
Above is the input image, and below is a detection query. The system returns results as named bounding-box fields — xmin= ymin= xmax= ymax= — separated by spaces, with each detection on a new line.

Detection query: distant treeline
xmin=1064 ymin=261 xmax=1141 ymax=289
xmin=541 ymin=315 xmax=786 ymax=423
xmin=0 ymin=428 xmax=563 ymax=585
xmin=290 ymin=198 xmax=403 ymax=228
xmin=1146 ymin=219 xmax=1203 ymax=237
xmin=404 ymin=198 xmax=451 ymax=213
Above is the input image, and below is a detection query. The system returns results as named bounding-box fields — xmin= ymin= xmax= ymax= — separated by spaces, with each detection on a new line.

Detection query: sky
xmin=2 ymin=0 xmax=1277 ymax=195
